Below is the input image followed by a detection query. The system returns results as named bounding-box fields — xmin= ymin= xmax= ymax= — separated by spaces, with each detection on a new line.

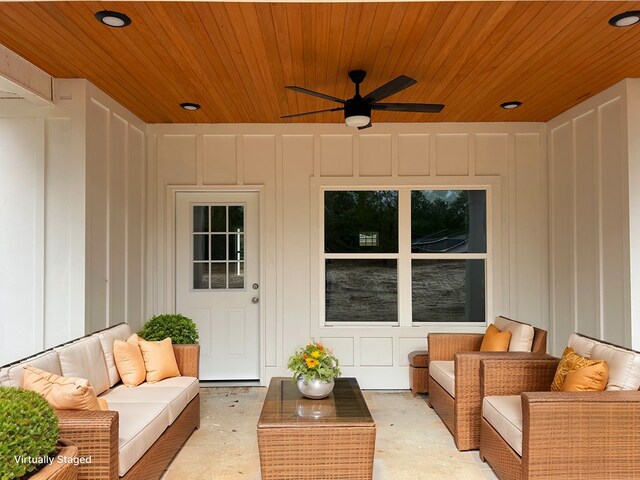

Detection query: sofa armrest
xmin=521 ymin=391 xmax=640 ymax=479
xmin=427 ymin=333 xmax=483 ymax=362
xmin=56 ymin=409 xmax=119 ymax=480
xmin=481 ymin=357 xmax=559 ymax=396
xmin=173 ymin=344 xmax=200 ymax=378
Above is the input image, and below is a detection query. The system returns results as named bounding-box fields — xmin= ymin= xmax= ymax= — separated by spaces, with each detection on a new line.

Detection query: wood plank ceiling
xmin=0 ymin=1 xmax=639 ymax=123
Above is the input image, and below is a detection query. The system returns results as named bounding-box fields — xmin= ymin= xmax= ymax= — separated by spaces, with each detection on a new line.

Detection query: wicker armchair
xmin=428 ymin=321 xmax=547 ymax=451
xmin=479 ymin=351 xmax=640 ymax=479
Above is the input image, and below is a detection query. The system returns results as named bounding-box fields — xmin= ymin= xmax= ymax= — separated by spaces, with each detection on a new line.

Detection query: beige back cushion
xmin=590 ymin=343 xmax=640 ymax=391
xmin=56 ymin=336 xmax=110 ymax=395
xmin=0 ymin=351 xmax=62 ymax=388
xmin=494 ymin=316 xmax=535 ymax=352
xmin=94 ymin=323 xmax=132 ymax=387
xmin=568 ymin=333 xmax=599 ymax=358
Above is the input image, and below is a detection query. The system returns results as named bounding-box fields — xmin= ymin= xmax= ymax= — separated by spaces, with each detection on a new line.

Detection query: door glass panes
xmin=192 ymin=205 xmax=245 ymax=290
xmin=411 ymin=259 xmax=485 ymax=322
xmin=325 ymin=259 xmax=398 ymax=322
xmin=411 ymin=190 xmax=486 ymax=253
xmin=324 ymin=191 xmax=398 ymax=253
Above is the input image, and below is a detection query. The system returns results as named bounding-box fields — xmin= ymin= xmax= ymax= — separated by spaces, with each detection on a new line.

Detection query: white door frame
xmin=165 ymin=185 xmax=266 ymax=383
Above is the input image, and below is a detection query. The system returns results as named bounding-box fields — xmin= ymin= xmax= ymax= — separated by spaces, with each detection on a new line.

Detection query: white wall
xmin=147 ymin=123 xmax=549 ymax=388
xmin=0 ymin=78 xmax=146 ymax=365
xmin=547 ymin=79 xmax=640 ymax=355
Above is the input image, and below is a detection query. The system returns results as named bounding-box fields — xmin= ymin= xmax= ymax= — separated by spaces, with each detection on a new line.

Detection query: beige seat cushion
xmin=0 ymin=350 xmax=61 ymax=388
xmin=56 ymin=337 xmax=110 ymax=395
xmin=429 ymin=360 xmax=455 ymax=398
xmin=568 ymin=333 xmax=599 ymax=358
xmin=138 ymin=376 xmax=199 ymax=405
xmin=494 ymin=317 xmax=535 ymax=352
xmin=591 ymin=343 xmax=640 ymax=391
xmin=94 ymin=323 xmax=132 ymax=387
xmin=100 ymin=384 xmax=189 ymax=424
xmin=483 ymin=395 xmax=523 ymax=456
xmin=107 ymin=401 xmax=170 ymax=476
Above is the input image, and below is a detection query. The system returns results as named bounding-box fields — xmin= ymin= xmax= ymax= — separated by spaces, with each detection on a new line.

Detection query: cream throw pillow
xmin=139 ymin=338 xmax=181 ymax=383
xmin=113 ymin=334 xmax=146 ymax=387
xmin=22 ymin=366 xmax=105 ymax=411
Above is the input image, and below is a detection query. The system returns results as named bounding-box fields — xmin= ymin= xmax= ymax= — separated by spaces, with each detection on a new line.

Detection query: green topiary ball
xmin=138 ymin=314 xmax=199 ymax=344
xmin=0 ymin=387 xmax=60 ymax=479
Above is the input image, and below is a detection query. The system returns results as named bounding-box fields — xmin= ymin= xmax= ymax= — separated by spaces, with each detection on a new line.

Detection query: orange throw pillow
xmin=22 ymin=366 xmax=104 ymax=410
xmin=139 ymin=338 xmax=181 ymax=383
xmin=480 ymin=324 xmax=512 ymax=352
xmin=114 ymin=334 xmax=146 ymax=387
xmin=561 ymin=361 xmax=608 ymax=392
xmin=551 ymin=347 xmax=607 ymax=391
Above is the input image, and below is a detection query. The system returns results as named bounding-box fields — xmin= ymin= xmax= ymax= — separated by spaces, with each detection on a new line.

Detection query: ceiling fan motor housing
xmin=344 ymin=100 xmax=371 ymax=119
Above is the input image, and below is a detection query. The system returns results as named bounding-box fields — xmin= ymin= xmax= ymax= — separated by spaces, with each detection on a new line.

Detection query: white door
xmin=176 ymin=191 xmax=260 ymax=380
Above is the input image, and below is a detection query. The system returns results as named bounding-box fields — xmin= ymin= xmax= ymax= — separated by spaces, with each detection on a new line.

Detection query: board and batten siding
xmin=548 ymin=78 xmax=640 ymax=355
xmin=147 ymin=123 xmax=548 ymax=388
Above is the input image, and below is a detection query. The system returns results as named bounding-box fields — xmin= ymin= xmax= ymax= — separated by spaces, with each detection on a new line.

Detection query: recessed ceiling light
xmin=180 ymin=102 xmax=201 ymax=111
xmin=609 ymin=11 xmax=640 ymax=27
xmin=95 ymin=10 xmax=131 ymax=28
xmin=500 ymin=101 xmax=522 ymax=110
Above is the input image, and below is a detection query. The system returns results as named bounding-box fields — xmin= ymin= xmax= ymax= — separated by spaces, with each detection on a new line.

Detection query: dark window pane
xmin=193 ymin=206 xmax=209 ymax=232
xmin=211 ymin=234 xmax=226 ymax=261
xmin=411 ymin=259 xmax=485 ymax=322
xmin=193 ymin=234 xmax=209 ymax=261
xmin=228 ymin=234 xmax=244 ymax=261
xmin=229 ymin=262 xmax=244 ymax=289
xmin=325 ymin=191 xmax=398 ymax=253
xmin=210 ymin=263 xmax=226 ymax=289
xmin=325 ymin=259 xmax=397 ymax=322
xmin=193 ymin=263 xmax=209 ymax=289
xmin=229 ymin=206 xmax=244 ymax=232
xmin=211 ymin=206 xmax=226 ymax=232
xmin=411 ymin=190 xmax=486 ymax=253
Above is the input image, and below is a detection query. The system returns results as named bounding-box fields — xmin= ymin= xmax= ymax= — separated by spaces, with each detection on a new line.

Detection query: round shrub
xmin=138 ymin=314 xmax=199 ymax=344
xmin=0 ymin=386 xmax=59 ymax=479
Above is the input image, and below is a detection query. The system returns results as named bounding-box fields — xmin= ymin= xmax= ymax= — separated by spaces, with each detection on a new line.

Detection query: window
xmin=192 ymin=204 xmax=245 ymax=290
xmin=322 ymin=189 xmax=486 ymax=324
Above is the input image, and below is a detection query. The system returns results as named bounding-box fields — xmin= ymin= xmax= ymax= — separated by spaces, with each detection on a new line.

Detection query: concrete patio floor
xmin=161 ymin=387 xmax=498 ymax=480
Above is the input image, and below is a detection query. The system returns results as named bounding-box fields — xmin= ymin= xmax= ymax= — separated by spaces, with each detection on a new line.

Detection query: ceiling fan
xmin=281 ymin=70 xmax=444 ymax=129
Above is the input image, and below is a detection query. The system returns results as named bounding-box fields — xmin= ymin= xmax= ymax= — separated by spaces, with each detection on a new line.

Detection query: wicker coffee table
xmin=257 ymin=377 xmax=376 ymax=479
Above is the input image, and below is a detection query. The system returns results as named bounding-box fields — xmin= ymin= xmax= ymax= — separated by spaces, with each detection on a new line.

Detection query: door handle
xmin=251 ymin=297 xmax=259 ymax=304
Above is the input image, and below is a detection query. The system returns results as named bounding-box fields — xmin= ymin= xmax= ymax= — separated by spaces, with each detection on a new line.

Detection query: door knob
xmin=252 ymin=283 xmax=259 ymax=290
xmin=252 ymin=297 xmax=259 ymax=304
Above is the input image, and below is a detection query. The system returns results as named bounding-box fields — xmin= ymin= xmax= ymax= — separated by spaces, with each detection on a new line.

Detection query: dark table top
xmin=257 ymin=377 xmax=375 ymax=428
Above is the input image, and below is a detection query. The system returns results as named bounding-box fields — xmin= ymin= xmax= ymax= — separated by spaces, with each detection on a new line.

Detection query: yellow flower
xmin=311 ymin=350 xmax=320 ymax=358
xmin=305 ymin=358 xmax=319 ymax=368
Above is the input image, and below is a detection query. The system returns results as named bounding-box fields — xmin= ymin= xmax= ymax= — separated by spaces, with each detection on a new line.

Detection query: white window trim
xmin=310 ymin=176 xmax=501 ymax=331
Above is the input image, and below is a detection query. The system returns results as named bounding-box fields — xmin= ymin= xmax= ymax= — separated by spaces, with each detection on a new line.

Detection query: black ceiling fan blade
xmin=357 ymin=121 xmax=372 ymax=130
xmin=362 ymin=75 xmax=417 ymax=103
xmin=372 ymin=103 xmax=445 ymax=113
xmin=285 ymin=86 xmax=346 ymax=104
xmin=281 ymin=107 xmax=344 ymax=119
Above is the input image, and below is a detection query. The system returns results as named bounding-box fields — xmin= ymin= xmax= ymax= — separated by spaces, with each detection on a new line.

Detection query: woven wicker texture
xmin=408 ymin=351 xmax=429 ymax=368
xmin=481 ymin=359 xmax=560 ymax=397
xmin=258 ymin=426 xmax=376 ymax=479
xmin=427 ymin=328 xmax=548 ymax=451
xmin=409 ymin=365 xmax=429 ymax=395
xmin=122 ymin=395 xmax=200 ymax=480
xmin=172 ymin=344 xmax=200 ymax=378
xmin=31 ymin=439 xmax=79 ymax=480
xmin=480 ymin=418 xmax=522 ymax=480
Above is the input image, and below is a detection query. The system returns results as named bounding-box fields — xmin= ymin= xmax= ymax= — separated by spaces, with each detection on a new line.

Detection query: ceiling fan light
xmin=609 ymin=11 xmax=640 ymax=27
xmin=500 ymin=101 xmax=522 ymax=109
xmin=345 ymin=115 xmax=370 ymax=128
xmin=95 ymin=10 xmax=131 ymax=28
xmin=180 ymin=102 xmax=201 ymax=111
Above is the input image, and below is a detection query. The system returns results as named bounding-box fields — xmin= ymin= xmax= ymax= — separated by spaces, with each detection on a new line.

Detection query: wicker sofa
xmin=0 ymin=323 xmax=200 ymax=480
xmin=428 ymin=317 xmax=548 ymax=451
xmin=479 ymin=333 xmax=640 ymax=480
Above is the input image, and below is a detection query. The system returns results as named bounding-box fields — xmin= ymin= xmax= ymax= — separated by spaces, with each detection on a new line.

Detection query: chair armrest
xmin=481 ymin=357 xmax=559 ymax=396
xmin=173 ymin=344 xmax=200 ymax=378
xmin=427 ymin=333 xmax=483 ymax=362
xmin=521 ymin=391 xmax=640 ymax=479
xmin=56 ymin=409 xmax=119 ymax=480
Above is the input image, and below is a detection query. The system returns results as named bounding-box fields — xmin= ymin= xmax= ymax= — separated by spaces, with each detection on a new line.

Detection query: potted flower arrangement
xmin=287 ymin=342 xmax=341 ymax=399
